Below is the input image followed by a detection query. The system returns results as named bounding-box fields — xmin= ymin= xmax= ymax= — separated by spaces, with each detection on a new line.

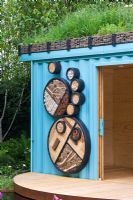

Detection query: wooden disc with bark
xmin=71 ymin=79 xmax=85 ymax=92
xmin=71 ymin=92 xmax=85 ymax=105
xmin=48 ymin=62 xmax=61 ymax=74
xmin=66 ymin=103 xmax=80 ymax=116
xmin=66 ymin=68 xmax=80 ymax=80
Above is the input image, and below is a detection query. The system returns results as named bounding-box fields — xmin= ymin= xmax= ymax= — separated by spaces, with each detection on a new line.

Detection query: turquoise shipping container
xmin=20 ymin=34 xmax=133 ymax=180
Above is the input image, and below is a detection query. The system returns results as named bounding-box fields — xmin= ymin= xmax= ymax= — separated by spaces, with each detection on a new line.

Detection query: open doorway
xmin=99 ymin=64 xmax=133 ymax=181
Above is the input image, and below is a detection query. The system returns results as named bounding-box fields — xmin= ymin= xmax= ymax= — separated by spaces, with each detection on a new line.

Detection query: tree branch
xmin=0 ymin=89 xmax=8 ymax=120
xmin=3 ymin=87 xmax=25 ymax=141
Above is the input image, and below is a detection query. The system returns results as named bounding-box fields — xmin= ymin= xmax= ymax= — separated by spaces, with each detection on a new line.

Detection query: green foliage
xmin=24 ymin=3 xmax=133 ymax=44
xmin=0 ymin=166 xmax=14 ymax=176
xmin=98 ymin=24 xmax=126 ymax=35
xmin=0 ymin=192 xmax=14 ymax=200
xmin=0 ymin=0 xmax=31 ymax=142
xmin=0 ymin=135 xmax=30 ymax=190
xmin=0 ymin=135 xmax=30 ymax=171
xmin=0 ymin=175 xmax=13 ymax=190
xmin=0 ymin=150 xmax=15 ymax=166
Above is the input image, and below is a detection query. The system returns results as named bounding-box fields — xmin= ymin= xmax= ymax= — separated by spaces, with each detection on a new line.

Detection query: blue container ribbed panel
xmin=31 ymin=59 xmax=98 ymax=179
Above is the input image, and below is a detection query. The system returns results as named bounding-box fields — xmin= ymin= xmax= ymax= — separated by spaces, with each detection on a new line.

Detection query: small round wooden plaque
xmin=48 ymin=62 xmax=61 ymax=74
xmin=66 ymin=103 xmax=80 ymax=116
xmin=71 ymin=127 xmax=82 ymax=142
xmin=66 ymin=68 xmax=80 ymax=80
xmin=71 ymin=92 xmax=85 ymax=105
xmin=43 ymin=78 xmax=70 ymax=117
xmin=56 ymin=121 xmax=66 ymax=134
xmin=71 ymin=79 xmax=85 ymax=92
xmin=48 ymin=117 xmax=90 ymax=174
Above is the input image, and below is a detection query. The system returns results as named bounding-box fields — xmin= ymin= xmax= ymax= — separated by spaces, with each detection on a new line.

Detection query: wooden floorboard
xmin=14 ymin=170 xmax=133 ymax=200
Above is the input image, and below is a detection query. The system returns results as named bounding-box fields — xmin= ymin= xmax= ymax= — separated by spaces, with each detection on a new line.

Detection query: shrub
xmin=0 ymin=135 xmax=30 ymax=171
xmin=0 ymin=166 xmax=14 ymax=176
xmin=0 ymin=150 xmax=15 ymax=166
xmin=0 ymin=175 xmax=13 ymax=190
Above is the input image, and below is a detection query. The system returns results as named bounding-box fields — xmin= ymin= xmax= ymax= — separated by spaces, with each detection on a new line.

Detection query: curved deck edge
xmin=14 ymin=183 xmax=107 ymax=200
xmin=13 ymin=172 xmax=122 ymax=200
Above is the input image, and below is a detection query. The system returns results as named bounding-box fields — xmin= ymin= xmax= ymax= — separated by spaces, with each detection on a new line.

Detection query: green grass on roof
xmin=24 ymin=3 xmax=133 ymax=44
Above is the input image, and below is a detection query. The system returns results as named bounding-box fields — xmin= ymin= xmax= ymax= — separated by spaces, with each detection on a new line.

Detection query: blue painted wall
xmin=20 ymin=43 xmax=133 ymax=180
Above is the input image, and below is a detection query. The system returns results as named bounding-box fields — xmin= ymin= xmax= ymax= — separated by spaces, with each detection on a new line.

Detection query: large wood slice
xmin=43 ymin=78 xmax=70 ymax=117
xmin=48 ymin=117 xmax=91 ymax=174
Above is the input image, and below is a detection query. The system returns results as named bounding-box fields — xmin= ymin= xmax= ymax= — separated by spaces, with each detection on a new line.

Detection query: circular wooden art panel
xmin=44 ymin=78 xmax=70 ymax=117
xmin=48 ymin=117 xmax=90 ymax=174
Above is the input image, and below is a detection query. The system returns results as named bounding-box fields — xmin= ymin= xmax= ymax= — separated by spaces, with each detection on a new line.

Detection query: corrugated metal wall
xmin=31 ymin=59 xmax=98 ymax=179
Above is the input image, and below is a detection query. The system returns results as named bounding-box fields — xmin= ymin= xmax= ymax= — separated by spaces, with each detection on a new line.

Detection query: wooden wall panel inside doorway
xmin=103 ymin=65 xmax=133 ymax=170
xmin=103 ymin=68 xmax=114 ymax=168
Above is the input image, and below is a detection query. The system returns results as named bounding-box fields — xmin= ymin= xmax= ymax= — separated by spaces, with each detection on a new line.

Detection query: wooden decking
xmin=14 ymin=169 xmax=133 ymax=200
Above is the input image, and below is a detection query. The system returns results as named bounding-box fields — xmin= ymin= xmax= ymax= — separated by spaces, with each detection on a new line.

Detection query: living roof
xmin=23 ymin=4 xmax=133 ymax=45
xmin=20 ymin=32 xmax=133 ymax=55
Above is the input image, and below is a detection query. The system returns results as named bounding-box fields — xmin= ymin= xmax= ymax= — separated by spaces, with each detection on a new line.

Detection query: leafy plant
xmin=0 ymin=135 xmax=30 ymax=171
xmin=0 ymin=175 xmax=13 ymax=190
xmin=98 ymin=23 xmax=126 ymax=35
xmin=0 ymin=150 xmax=15 ymax=166
xmin=0 ymin=166 xmax=14 ymax=176
xmin=0 ymin=192 xmax=14 ymax=200
xmin=0 ymin=135 xmax=30 ymax=191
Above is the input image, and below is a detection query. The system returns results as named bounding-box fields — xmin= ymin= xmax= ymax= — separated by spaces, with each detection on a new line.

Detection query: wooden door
xmin=98 ymin=67 xmax=104 ymax=180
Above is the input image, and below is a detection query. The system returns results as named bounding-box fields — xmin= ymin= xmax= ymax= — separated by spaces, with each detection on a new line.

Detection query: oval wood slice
xmin=48 ymin=117 xmax=91 ymax=174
